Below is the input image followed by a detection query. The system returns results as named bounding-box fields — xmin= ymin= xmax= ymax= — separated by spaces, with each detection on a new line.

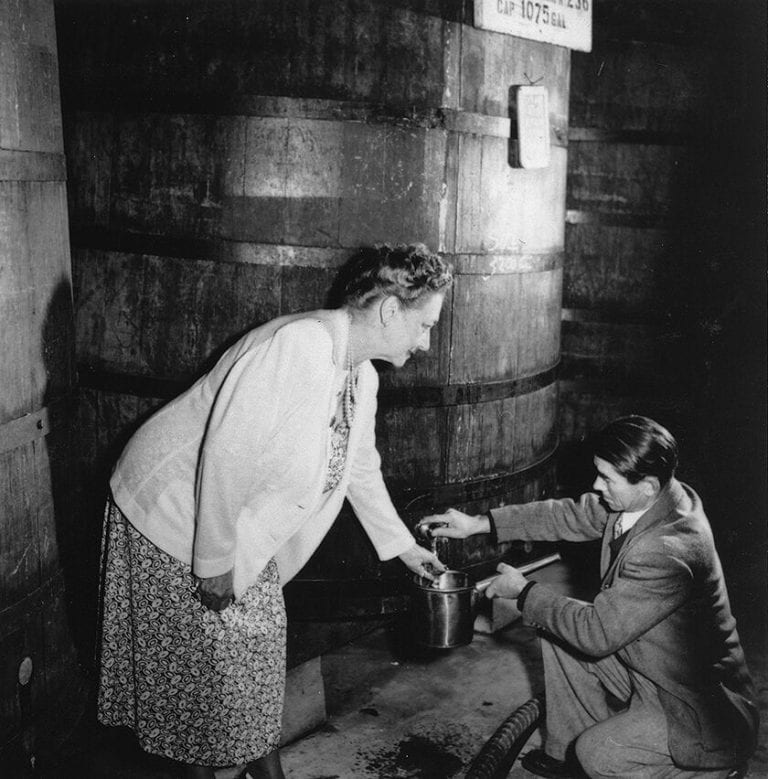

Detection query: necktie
xmin=613 ymin=513 xmax=625 ymax=540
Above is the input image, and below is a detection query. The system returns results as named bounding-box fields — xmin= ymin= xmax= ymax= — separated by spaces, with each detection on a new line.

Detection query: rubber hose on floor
xmin=464 ymin=695 xmax=545 ymax=779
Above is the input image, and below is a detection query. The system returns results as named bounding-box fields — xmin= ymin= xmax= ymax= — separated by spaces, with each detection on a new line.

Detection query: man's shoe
xmin=520 ymin=748 xmax=581 ymax=778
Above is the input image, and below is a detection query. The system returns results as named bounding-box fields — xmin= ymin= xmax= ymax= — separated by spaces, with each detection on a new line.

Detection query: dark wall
xmin=560 ymin=0 xmax=767 ymax=637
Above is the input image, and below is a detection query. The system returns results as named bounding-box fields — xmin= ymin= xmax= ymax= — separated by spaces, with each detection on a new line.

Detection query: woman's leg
xmin=244 ymin=749 xmax=286 ymax=779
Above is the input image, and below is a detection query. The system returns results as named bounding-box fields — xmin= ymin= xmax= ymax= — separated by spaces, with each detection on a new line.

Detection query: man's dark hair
xmin=592 ymin=415 xmax=678 ymax=487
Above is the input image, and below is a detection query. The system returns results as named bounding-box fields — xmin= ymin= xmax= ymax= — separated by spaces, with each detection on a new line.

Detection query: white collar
xmin=619 ymin=508 xmax=646 ymax=533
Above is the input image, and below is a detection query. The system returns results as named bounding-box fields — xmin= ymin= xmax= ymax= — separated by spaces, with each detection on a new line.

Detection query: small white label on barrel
xmin=18 ymin=656 xmax=33 ymax=686
xmin=517 ymin=86 xmax=550 ymax=169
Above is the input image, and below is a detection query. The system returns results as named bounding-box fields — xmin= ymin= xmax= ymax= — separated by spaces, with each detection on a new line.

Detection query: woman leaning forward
xmin=97 ymin=244 xmax=452 ymax=778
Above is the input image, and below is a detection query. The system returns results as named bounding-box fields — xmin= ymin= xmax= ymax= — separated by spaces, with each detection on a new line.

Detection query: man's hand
xmin=416 ymin=508 xmax=490 ymax=539
xmin=484 ymin=562 xmax=528 ymax=599
xmin=196 ymin=569 xmax=234 ymax=612
xmin=399 ymin=544 xmax=447 ymax=582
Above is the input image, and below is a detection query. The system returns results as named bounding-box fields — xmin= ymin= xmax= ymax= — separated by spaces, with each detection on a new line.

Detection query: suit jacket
xmin=490 ymin=481 xmax=758 ymax=768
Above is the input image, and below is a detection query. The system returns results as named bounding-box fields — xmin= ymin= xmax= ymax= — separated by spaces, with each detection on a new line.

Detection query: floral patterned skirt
xmin=97 ymin=501 xmax=287 ymax=766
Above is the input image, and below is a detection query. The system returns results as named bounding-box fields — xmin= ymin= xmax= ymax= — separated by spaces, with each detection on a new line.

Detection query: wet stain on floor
xmin=395 ymin=736 xmax=463 ymax=777
xmin=360 ymin=733 xmax=465 ymax=778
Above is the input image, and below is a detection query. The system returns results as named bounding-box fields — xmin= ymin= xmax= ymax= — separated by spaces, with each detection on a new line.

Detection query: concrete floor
xmin=281 ymin=621 xmax=546 ymax=779
xmin=45 ymin=561 xmax=768 ymax=778
xmin=279 ymin=567 xmax=768 ymax=779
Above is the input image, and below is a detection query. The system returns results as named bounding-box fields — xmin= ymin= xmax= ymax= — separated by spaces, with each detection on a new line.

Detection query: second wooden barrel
xmin=0 ymin=0 xmax=83 ymax=768
xmin=57 ymin=0 xmax=568 ymax=621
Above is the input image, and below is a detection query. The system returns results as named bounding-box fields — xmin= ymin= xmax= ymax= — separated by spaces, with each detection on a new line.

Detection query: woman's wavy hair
xmin=592 ymin=415 xmax=678 ymax=487
xmin=328 ymin=243 xmax=453 ymax=309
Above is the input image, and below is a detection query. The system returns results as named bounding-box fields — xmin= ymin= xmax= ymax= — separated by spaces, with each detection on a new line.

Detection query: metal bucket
xmin=410 ymin=554 xmax=562 ymax=649
xmin=410 ymin=570 xmax=486 ymax=649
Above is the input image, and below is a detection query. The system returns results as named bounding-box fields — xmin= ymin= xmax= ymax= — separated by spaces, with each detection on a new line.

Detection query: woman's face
xmin=378 ymin=292 xmax=445 ymax=367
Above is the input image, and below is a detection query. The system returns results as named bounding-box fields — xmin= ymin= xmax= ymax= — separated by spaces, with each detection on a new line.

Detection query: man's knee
xmin=575 ymin=725 xmax=621 ymax=777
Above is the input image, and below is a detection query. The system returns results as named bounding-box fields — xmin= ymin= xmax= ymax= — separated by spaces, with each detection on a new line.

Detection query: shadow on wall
xmin=2 ymin=278 xmax=88 ymax=773
xmin=40 ymin=278 xmax=95 ymax=683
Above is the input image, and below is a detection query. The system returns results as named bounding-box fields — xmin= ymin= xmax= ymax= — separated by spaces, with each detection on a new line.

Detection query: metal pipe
xmin=474 ymin=552 xmax=562 ymax=593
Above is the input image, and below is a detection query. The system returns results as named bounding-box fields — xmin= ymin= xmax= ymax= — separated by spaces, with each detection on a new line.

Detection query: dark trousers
xmin=541 ymin=638 xmax=734 ymax=778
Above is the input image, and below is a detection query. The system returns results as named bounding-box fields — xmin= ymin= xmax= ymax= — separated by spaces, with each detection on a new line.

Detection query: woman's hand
xmin=398 ymin=544 xmax=447 ymax=581
xmin=484 ymin=562 xmax=528 ymax=599
xmin=416 ymin=508 xmax=491 ymax=539
xmin=196 ymin=569 xmax=234 ymax=611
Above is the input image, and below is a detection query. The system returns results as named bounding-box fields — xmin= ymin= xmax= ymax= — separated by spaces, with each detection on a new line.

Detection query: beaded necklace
xmin=344 ymin=347 xmax=355 ymax=425
xmin=341 ymin=310 xmax=357 ymax=426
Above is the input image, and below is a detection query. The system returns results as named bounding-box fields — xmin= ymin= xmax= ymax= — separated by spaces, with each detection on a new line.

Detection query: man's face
xmin=592 ymin=456 xmax=655 ymax=513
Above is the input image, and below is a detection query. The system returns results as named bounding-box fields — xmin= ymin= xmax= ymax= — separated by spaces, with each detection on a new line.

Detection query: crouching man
xmin=420 ymin=416 xmax=758 ymax=778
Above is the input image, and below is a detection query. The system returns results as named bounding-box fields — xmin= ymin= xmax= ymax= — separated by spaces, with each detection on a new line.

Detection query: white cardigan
xmin=110 ymin=309 xmax=415 ymax=597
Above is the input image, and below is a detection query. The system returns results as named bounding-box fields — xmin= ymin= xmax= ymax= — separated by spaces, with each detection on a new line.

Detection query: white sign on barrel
xmin=474 ymin=0 xmax=592 ymax=52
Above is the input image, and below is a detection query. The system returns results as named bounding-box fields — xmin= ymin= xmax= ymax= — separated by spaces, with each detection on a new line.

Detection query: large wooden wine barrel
xmin=56 ymin=1 xmax=568 ymax=647
xmin=559 ymin=4 xmax=745 ymax=449
xmin=0 ymin=0 xmax=83 ymax=769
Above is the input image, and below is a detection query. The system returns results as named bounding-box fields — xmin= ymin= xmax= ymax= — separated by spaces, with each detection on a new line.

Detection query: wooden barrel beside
xmin=560 ymin=5 xmax=740 ymax=447
xmin=57 ymin=1 xmax=568 ymax=626
xmin=0 ymin=0 xmax=83 ymax=768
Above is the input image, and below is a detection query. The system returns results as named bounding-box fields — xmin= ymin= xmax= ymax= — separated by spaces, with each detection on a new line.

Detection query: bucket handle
xmin=474 ymin=552 xmax=562 ymax=594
